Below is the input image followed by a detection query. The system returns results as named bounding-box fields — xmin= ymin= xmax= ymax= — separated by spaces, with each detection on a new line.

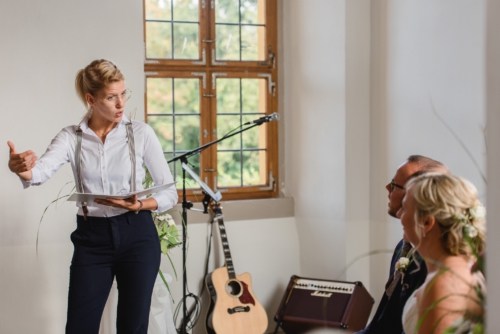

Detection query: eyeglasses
xmin=103 ymin=88 xmax=132 ymax=104
xmin=390 ymin=179 xmax=405 ymax=192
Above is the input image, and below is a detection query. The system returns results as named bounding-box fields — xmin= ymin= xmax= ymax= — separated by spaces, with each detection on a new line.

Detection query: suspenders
xmin=75 ymin=122 xmax=136 ymax=220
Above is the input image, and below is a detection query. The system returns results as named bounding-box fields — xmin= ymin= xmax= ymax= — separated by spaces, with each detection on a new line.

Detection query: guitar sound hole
xmin=226 ymin=280 xmax=242 ymax=297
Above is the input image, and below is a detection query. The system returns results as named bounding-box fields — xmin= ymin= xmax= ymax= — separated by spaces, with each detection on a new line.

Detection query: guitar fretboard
xmin=214 ymin=212 xmax=236 ymax=280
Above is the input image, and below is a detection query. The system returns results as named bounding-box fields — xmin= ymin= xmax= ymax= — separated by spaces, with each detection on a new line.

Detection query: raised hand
xmin=7 ymin=141 xmax=37 ymax=179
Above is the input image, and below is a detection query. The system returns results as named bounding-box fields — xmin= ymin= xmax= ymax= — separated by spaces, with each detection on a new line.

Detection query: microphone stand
xmin=168 ymin=120 xmax=270 ymax=334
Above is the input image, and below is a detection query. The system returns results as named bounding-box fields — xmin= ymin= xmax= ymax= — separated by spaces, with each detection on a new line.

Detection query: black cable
xmin=174 ymin=213 xmax=216 ymax=333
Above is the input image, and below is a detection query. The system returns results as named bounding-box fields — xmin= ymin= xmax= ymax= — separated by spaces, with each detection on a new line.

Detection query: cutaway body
xmin=206 ymin=267 xmax=268 ymax=334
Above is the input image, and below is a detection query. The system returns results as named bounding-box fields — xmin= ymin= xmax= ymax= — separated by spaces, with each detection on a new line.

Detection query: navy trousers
xmin=66 ymin=210 xmax=161 ymax=334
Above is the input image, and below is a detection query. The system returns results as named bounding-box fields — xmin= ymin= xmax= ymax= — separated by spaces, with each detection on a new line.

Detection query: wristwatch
xmin=135 ymin=200 xmax=143 ymax=214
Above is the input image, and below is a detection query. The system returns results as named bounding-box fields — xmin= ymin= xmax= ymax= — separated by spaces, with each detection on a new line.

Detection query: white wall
xmin=0 ymin=1 xmax=300 ymax=333
xmin=486 ymin=0 xmax=500 ymax=331
xmin=282 ymin=0 xmax=348 ymax=281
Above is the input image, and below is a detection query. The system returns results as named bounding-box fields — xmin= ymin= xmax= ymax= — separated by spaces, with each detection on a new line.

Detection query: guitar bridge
xmin=227 ymin=306 xmax=250 ymax=314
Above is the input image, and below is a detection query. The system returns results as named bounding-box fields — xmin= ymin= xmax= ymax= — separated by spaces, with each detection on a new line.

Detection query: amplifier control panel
xmin=293 ymin=278 xmax=355 ymax=295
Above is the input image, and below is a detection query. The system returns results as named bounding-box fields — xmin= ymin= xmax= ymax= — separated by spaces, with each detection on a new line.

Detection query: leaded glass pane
xmin=148 ymin=116 xmax=174 ymax=151
xmin=174 ymin=115 xmax=200 ymax=151
xmin=241 ymin=78 xmax=265 ymax=112
xmin=174 ymin=79 xmax=199 ymax=114
xmin=217 ymin=78 xmax=240 ymax=113
xmin=241 ymin=115 xmax=265 ymax=149
xmin=217 ymin=151 xmax=242 ymax=187
xmin=216 ymin=24 xmax=240 ymax=60
xmin=146 ymin=22 xmax=172 ymax=59
xmin=241 ymin=25 xmax=265 ymax=60
xmin=215 ymin=0 xmax=239 ymax=23
xmin=173 ymin=23 xmax=199 ymax=59
xmin=147 ymin=78 xmax=173 ymax=114
xmin=173 ymin=0 xmax=199 ymax=21
xmin=241 ymin=0 xmax=265 ymax=24
xmin=242 ymin=150 xmax=263 ymax=185
xmin=146 ymin=0 xmax=172 ymax=20
xmin=217 ymin=115 xmax=241 ymax=150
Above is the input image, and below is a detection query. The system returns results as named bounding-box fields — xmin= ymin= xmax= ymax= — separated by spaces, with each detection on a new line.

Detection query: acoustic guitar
xmin=205 ymin=202 xmax=268 ymax=334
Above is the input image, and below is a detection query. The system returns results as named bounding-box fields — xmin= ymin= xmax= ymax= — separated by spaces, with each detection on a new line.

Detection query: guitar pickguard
xmin=239 ymin=281 xmax=255 ymax=306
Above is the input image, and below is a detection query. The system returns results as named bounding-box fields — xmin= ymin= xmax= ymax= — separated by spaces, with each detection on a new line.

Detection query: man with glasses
xmin=355 ymin=155 xmax=449 ymax=334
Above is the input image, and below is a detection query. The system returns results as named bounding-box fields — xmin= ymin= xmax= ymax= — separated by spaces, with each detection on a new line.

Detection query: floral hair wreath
xmin=452 ymin=200 xmax=486 ymax=239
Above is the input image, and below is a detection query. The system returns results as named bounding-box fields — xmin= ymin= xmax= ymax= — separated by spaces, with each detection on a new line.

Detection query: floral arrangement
xmin=154 ymin=212 xmax=182 ymax=255
xmin=453 ymin=200 xmax=486 ymax=239
xmin=153 ymin=211 xmax=182 ymax=299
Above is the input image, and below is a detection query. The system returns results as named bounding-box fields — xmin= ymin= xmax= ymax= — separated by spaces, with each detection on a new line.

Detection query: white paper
xmin=181 ymin=162 xmax=222 ymax=202
xmin=66 ymin=182 xmax=176 ymax=202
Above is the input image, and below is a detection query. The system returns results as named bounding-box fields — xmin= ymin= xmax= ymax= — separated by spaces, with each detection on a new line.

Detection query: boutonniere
xmin=395 ymin=257 xmax=410 ymax=272
xmin=395 ymin=256 xmax=412 ymax=284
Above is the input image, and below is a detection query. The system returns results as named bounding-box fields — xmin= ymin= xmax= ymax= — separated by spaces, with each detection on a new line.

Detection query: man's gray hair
xmin=407 ymin=155 xmax=450 ymax=178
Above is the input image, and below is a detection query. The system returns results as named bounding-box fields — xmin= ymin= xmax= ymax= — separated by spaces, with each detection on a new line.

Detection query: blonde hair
xmin=407 ymin=173 xmax=485 ymax=259
xmin=75 ymin=59 xmax=124 ymax=117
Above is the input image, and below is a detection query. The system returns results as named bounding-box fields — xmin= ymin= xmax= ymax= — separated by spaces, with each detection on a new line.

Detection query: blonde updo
xmin=75 ymin=59 xmax=124 ymax=117
xmin=406 ymin=173 xmax=485 ymax=259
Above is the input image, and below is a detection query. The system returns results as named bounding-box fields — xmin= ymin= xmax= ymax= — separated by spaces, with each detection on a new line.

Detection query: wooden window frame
xmin=144 ymin=0 xmax=278 ymax=202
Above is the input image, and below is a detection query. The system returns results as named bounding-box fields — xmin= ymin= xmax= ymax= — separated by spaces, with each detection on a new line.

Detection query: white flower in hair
xmin=464 ymin=225 xmax=479 ymax=239
xmin=469 ymin=202 xmax=486 ymax=220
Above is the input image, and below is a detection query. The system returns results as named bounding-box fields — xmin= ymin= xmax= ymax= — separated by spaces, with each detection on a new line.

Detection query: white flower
xmin=396 ymin=257 xmax=410 ymax=271
xmin=156 ymin=213 xmax=174 ymax=224
xmin=469 ymin=204 xmax=486 ymax=221
xmin=166 ymin=216 xmax=176 ymax=226
xmin=465 ymin=225 xmax=479 ymax=238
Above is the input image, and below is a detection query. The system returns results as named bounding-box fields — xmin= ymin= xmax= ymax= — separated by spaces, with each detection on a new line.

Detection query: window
xmin=144 ymin=0 xmax=278 ymax=201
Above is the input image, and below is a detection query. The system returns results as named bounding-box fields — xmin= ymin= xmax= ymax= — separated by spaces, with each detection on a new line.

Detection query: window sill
xmin=171 ymin=197 xmax=294 ymax=224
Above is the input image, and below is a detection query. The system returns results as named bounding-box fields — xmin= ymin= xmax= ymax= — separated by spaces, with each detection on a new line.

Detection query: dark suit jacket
xmin=355 ymin=239 xmax=427 ymax=334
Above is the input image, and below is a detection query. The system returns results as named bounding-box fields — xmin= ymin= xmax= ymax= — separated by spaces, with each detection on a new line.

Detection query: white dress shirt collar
xmin=78 ymin=114 xmax=131 ymax=133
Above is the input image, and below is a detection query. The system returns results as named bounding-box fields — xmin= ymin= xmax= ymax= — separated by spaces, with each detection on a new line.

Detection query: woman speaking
xmin=7 ymin=59 xmax=178 ymax=334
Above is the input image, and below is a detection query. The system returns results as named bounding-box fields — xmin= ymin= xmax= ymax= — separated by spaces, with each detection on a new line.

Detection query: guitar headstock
xmin=210 ymin=200 xmax=222 ymax=215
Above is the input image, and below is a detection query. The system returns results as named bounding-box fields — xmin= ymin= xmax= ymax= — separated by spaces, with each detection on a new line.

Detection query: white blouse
xmin=21 ymin=115 xmax=178 ymax=217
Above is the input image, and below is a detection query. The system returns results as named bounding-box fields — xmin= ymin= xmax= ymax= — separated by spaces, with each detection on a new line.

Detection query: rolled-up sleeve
xmin=142 ymin=125 xmax=178 ymax=213
xmin=21 ymin=130 xmax=70 ymax=189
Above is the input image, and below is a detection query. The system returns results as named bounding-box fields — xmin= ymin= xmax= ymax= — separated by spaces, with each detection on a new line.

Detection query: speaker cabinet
xmin=274 ymin=276 xmax=374 ymax=333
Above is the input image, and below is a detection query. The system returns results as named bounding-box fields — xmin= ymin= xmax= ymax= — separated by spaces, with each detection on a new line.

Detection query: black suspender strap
xmin=125 ymin=121 xmax=136 ymax=192
xmin=75 ymin=126 xmax=89 ymax=220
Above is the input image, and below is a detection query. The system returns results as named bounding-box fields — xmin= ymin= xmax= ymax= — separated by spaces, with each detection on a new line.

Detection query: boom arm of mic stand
xmin=168 ymin=122 xmax=262 ymax=164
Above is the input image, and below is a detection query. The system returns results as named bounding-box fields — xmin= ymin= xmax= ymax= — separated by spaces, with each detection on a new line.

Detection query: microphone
xmin=244 ymin=112 xmax=280 ymax=125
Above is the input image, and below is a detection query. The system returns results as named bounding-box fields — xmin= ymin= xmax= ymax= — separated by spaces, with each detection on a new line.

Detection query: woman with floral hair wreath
xmin=398 ymin=173 xmax=485 ymax=334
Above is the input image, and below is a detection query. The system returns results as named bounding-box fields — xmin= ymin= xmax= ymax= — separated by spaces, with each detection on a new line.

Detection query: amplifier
xmin=274 ymin=275 xmax=374 ymax=333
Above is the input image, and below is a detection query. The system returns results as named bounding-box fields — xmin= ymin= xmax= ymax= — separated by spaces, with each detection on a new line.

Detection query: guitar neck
xmin=214 ymin=211 xmax=236 ymax=280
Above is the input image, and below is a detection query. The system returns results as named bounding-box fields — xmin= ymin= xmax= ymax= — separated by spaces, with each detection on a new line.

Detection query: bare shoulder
xmin=416 ymin=262 xmax=482 ymax=333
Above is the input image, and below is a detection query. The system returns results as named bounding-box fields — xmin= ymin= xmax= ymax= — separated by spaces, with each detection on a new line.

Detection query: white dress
xmin=402 ymin=290 xmax=419 ymax=334
xmin=402 ymin=271 xmax=485 ymax=334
